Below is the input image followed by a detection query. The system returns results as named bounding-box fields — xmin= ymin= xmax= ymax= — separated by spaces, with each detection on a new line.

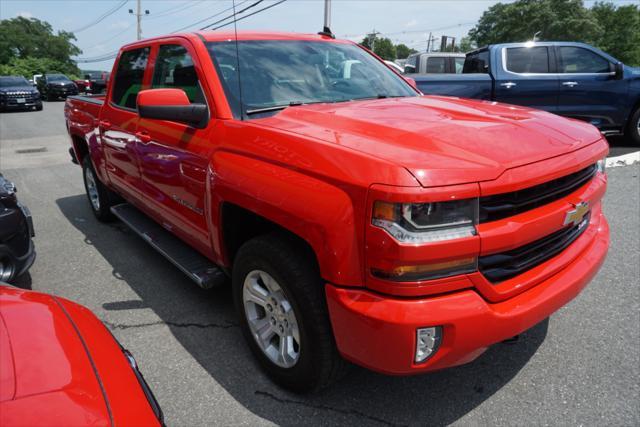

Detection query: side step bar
xmin=110 ymin=203 xmax=227 ymax=289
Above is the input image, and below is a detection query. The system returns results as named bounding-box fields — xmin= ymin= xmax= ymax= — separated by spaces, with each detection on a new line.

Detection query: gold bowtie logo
xmin=564 ymin=201 xmax=590 ymax=227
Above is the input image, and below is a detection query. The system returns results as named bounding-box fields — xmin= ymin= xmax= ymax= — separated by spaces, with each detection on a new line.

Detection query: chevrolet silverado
xmin=65 ymin=31 xmax=610 ymax=391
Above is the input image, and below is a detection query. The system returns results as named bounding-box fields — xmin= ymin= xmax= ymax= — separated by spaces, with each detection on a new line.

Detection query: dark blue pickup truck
xmin=413 ymin=42 xmax=640 ymax=144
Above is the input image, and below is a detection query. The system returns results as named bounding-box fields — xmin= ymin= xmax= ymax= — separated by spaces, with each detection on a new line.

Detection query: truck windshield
xmin=206 ymin=40 xmax=417 ymax=119
xmin=46 ymin=74 xmax=70 ymax=82
xmin=0 ymin=77 xmax=30 ymax=87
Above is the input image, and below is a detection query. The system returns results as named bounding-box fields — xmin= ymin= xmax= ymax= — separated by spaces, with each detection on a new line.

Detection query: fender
xmin=208 ymin=150 xmax=364 ymax=286
xmin=65 ymin=101 xmax=109 ymax=184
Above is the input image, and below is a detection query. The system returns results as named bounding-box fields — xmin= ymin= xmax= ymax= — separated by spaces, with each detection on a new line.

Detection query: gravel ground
xmin=1 ymin=102 xmax=639 ymax=426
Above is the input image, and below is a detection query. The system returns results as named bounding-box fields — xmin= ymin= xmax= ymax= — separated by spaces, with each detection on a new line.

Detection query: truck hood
xmin=260 ymin=96 xmax=603 ymax=187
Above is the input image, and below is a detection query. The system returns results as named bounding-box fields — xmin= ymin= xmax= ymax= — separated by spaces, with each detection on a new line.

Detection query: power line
xmin=169 ymin=0 xmax=250 ymax=33
xmin=207 ymin=0 xmax=287 ymax=31
xmin=69 ymin=1 xmax=129 ymax=33
xmin=83 ymin=25 xmax=133 ymax=50
xmin=199 ymin=0 xmax=264 ymax=30
xmin=146 ymin=0 xmax=206 ymax=20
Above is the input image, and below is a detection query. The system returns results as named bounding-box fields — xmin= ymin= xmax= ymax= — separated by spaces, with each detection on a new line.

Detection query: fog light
xmin=415 ymin=326 xmax=442 ymax=363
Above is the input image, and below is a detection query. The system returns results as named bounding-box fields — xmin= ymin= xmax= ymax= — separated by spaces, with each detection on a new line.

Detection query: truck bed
xmin=65 ymin=94 xmax=105 ymax=133
xmin=413 ymin=73 xmax=493 ymax=100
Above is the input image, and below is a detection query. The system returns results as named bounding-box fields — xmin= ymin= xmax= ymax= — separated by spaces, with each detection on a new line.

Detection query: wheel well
xmin=221 ymin=203 xmax=319 ymax=271
xmin=71 ymin=134 xmax=88 ymax=164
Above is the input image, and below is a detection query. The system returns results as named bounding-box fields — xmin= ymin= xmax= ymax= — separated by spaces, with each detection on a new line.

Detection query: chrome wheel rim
xmin=85 ymin=167 xmax=100 ymax=211
xmin=0 ymin=260 xmax=13 ymax=282
xmin=636 ymin=116 xmax=640 ymax=137
xmin=242 ymin=270 xmax=300 ymax=368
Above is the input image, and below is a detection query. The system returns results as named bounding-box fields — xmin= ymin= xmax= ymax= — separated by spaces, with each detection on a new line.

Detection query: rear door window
xmin=463 ymin=50 xmax=490 ymax=73
xmin=111 ymin=47 xmax=150 ymax=109
xmin=558 ymin=46 xmax=610 ymax=73
xmin=426 ymin=57 xmax=446 ymax=73
xmin=453 ymin=57 xmax=465 ymax=73
xmin=152 ymin=44 xmax=205 ymax=103
xmin=505 ymin=47 xmax=550 ymax=73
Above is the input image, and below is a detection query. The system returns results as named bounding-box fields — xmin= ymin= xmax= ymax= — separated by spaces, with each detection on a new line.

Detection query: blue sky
xmin=0 ymin=0 xmax=634 ymax=71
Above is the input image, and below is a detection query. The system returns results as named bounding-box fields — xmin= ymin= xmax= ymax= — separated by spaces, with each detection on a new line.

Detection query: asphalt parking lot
xmin=1 ymin=101 xmax=638 ymax=426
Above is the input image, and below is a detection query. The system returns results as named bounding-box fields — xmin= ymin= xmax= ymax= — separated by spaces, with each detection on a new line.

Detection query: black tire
xmin=232 ymin=233 xmax=346 ymax=392
xmin=81 ymin=156 xmax=117 ymax=222
xmin=627 ymin=107 xmax=640 ymax=146
xmin=35 ymin=103 xmax=43 ymax=111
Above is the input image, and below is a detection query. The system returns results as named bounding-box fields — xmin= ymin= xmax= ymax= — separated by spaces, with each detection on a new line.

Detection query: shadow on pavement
xmin=57 ymin=193 xmax=548 ymax=426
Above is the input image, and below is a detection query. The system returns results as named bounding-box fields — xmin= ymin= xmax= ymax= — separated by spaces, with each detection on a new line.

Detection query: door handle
xmin=562 ymin=81 xmax=579 ymax=87
xmin=99 ymin=120 xmax=111 ymax=129
xmin=500 ymin=82 xmax=517 ymax=89
xmin=135 ymin=130 xmax=152 ymax=144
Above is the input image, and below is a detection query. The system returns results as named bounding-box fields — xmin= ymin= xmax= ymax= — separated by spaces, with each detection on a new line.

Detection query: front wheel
xmin=233 ymin=234 xmax=346 ymax=392
xmin=82 ymin=156 xmax=116 ymax=222
xmin=627 ymin=107 xmax=640 ymax=145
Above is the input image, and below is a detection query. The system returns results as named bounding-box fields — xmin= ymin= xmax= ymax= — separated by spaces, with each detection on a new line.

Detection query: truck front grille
xmin=478 ymin=213 xmax=590 ymax=283
xmin=479 ymin=164 xmax=596 ymax=223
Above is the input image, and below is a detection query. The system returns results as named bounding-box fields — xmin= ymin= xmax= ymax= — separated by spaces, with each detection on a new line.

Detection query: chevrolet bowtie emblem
xmin=564 ymin=201 xmax=590 ymax=227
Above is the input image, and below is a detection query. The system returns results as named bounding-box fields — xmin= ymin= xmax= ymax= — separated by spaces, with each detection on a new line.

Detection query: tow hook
xmin=502 ymin=335 xmax=520 ymax=344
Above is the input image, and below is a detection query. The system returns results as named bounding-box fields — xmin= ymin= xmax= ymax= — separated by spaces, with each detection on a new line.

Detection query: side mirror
xmin=404 ymin=76 xmax=419 ymax=91
xmin=404 ymin=64 xmax=416 ymax=74
xmin=614 ymin=62 xmax=624 ymax=80
xmin=137 ymin=88 xmax=208 ymax=128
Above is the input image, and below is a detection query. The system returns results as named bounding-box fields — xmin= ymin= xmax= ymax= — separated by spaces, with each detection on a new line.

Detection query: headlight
xmin=596 ymin=157 xmax=606 ymax=174
xmin=372 ymin=198 xmax=478 ymax=243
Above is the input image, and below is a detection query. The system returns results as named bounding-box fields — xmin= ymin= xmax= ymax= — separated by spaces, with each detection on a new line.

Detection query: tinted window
xmin=454 ymin=57 xmax=465 ymax=73
xmin=207 ymin=40 xmax=416 ymax=119
xmin=112 ymin=47 xmax=149 ymax=109
xmin=426 ymin=57 xmax=446 ymax=73
xmin=404 ymin=55 xmax=418 ymax=73
xmin=505 ymin=47 xmax=549 ymax=73
xmin=46 ymin=74 xmax=70 ymax=82
xmin=463 ymin=50 xmax=490 ymax=73
xmin=559 ymin=47 xmax=610 ymax=73
xmin=0 ymin=76 xmax=30 ymax=87
xmin=152 ymin=44 xmax=205 ymax=103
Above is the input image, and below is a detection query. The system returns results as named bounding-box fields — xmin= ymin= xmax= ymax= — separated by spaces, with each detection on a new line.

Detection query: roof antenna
xmin=318 ymin=0 xmax=335 ymax=38
xmin=232 ymin=0 xmax=245 ymax=120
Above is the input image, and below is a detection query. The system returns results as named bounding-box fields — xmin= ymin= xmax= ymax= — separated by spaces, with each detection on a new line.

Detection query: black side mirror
xmin=404 ymin=64 xmax=416 ymax=74
xmin=611 ymin=62 xmax=624 ymax=80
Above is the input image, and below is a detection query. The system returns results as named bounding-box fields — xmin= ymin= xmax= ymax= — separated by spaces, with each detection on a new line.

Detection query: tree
xmin=468 ymin=0 xmax=602 ymax=46
xmin=591 ymin=2 xmax=640 ymax=65
xmin=395 ymin=44 xmax=417 ymax=59
xmin=0 ymin=17 xmax=81 ymax=75
xmin=456 ymin=36 xmax=476 ymax=53
xmin=360 ymin=35 xmax=397 ymax=60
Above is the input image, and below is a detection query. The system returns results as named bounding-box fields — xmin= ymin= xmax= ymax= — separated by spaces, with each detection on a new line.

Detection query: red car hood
xmin=260 ymin=96 xmax=603 ymax=187
xmin=0 ymin=286 xmax=110 ymax=425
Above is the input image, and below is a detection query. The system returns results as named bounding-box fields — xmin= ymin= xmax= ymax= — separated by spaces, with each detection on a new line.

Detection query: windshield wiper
xmin=245 ymin=101 xmax=304 ymax=116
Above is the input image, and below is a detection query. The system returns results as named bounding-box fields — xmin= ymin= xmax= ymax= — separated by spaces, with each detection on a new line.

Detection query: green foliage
xmin=591 ymin=2 xmax=640 ymax=66
xmin=0 ymin=57 xmax=79 ymax=79
xmin=468 ymin=0 xmax=602 ymax=46
xmin=456 ymin=37 xmax=476 ymax=53
xmin=467 ymin=0 xmax=639 ymax=66
xmin=395 ymin=44 xmax=418 ymax=59
xmin=0 ymin=17 xmax=81 ymax=76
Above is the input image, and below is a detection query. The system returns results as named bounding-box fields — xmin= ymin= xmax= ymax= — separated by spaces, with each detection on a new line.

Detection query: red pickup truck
xmin=65 ymin=31 xmax=610 ymax=391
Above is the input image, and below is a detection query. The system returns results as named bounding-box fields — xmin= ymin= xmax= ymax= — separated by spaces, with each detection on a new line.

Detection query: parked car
xmin=404 ymin=52 xmax=466 ymax=74
xmin=74 ymin=77 xmax=92 ymax=94
xmin=36 ymin=73 xmax=79 ymax=101
xmin=0 ymin=174 xmax=35 ymax=283
xmin=65 ymin=31 xmax=609 ymax=391
xmin=413 ymin=42 xmax=640 ymax=144
xmin=0 ymin=285 xmax=163 ymax=426
xmin=384 ymin=60 xmax=405 ymax=74
xmin=0 ymin=76 xmax=42 ymax=111
xmin=83 ymin=71 xmax=111 ymax=94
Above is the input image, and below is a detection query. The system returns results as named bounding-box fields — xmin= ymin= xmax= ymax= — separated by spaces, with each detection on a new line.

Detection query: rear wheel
xmin=82 ymin=156 xmax=117 ymax=222
xmin=627 ymin=107 xmax=640 ymax=145
xmin=232 ymin=234 xmax=346 ymax=392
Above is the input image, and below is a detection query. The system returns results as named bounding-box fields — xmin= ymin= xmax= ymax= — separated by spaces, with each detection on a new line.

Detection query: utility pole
xmin=129 ymin=0 xmax=150 ymax=41
xmin=368 ymin=29 xmax=380 ymax=52
xmin=426 ymin=32 xmax=432 ymax=52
